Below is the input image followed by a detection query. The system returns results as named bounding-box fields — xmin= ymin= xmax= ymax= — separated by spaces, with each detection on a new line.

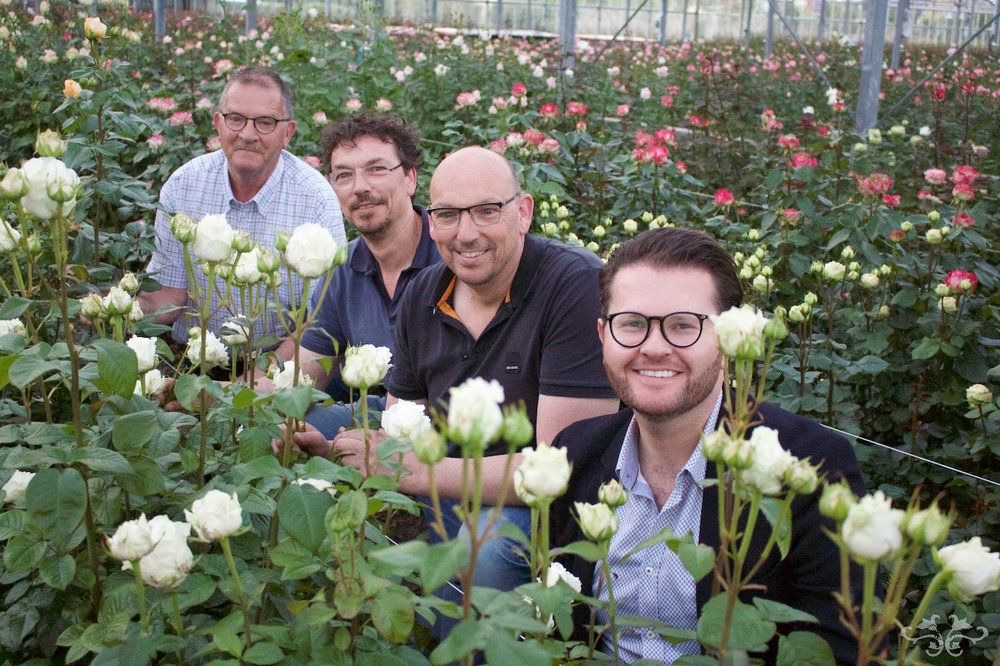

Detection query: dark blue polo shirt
xmin=387 ymin=234 xmax=616 ymax=455
xmin=301 ymin=206 xmax=440 ymax=400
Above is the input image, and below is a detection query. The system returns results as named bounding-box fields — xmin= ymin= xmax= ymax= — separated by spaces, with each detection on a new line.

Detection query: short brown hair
xmin=219 ymin=66 xmax=293 ymax=119
xmin=599 ymin=227 xmax=743 ymax=314
xmin=319 ymin=112 xmax=421 ymax=174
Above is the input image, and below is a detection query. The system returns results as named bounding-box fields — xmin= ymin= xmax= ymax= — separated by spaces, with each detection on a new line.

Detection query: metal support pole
xmin=245 ymin=0 xmax=256 ymax=35
xmin=765 ymin=0 xmax=774 ymax=56
xmin=817 ymin=0 xmax=826 ymax=41
xmin=891 ymin=0 xmax=909 ymax=69
xmin=739 ymin=0 xmax=747 ymax=39
xmin=854 ymin=0 xmax=889 ymax=132
xmin=992 ymin=0 xmax=1000 ymax=53
xmin=558 ymin=0 xmax=576 ymax=68
xmin=953 ymin=0 xmax=962 ymax=44
xmin=154 ymin=0 xmax=165 ymax=40
xmin=681 ymin=0 xmax=689 ymax=39
xmin=496 ymin=0 xmax=503 ymax=32
xmin=744 ymin=0 xmax=754 ymax=44
xmin=659 ymin=0 xmax=668 ymax=43
xmin=842 ymin=0 xmax=849 ymax=35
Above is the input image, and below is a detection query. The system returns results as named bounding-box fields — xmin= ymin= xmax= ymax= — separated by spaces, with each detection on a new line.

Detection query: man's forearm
xmin=137 ymin=286 xmax=187 ymax=325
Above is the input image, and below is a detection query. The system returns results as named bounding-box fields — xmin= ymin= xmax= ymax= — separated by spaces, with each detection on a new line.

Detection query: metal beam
xmin=855 ymin=0 xmax=889 ymax=132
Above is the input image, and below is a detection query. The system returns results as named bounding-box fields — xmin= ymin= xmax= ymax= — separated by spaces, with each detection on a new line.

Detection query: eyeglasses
xmin=329 ymin=163 xmax=404 ymax=189
xmin=605 ymin=311 xmax=710 ymax=348
xmin=427 ymin=193 xmax=520 ymax=229
xmin=220 ymin=112 xmax=292 ymax=135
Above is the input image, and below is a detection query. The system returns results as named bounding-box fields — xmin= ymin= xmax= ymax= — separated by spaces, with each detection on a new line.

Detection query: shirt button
xmin=644 ymin=566 xmax=654 ymax=576
xmin=646 ymin=630 xmax=656 ymax=639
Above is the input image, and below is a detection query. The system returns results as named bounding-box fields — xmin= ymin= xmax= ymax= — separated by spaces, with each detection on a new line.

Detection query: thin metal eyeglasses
xmin=329 ymin=163 xmax=404 ymax=189
xmin=426 ymin=193 xmax=520 ymax=229
xmin=220 ymin=112 xmax=292 ymax=134
xmin=604 ymin=311 xmax=710 ymax=349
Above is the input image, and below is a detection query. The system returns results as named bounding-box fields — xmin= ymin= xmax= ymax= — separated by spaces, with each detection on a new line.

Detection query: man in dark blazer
xmin=550 ymin=227 xmax=865 ymax=664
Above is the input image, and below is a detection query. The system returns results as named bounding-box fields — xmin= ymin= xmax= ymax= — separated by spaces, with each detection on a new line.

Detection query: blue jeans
xmin=305 ymin=394 xmax=386 ymax=438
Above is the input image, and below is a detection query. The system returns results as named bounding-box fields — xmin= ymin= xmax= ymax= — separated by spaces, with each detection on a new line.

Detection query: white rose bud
xmin=860 ymin=273 xmax=880 ymax=289
xmin=877 ymin=305 xmax=890 ymax=320
xmin=447 ymin=376 xmax=505 ymax=453
xmin=0 ymin=168 xmax=29 ymax=200
xmin=20 ymin=156 xmax=80 ymax=220
xmin=412 ymin=430 xmax=447 ymax=465
xmin=220 ymin=319 xmax=251 ymax=347
xmin=2 ymin=470 xmax=35 ymax=504
xmin=231 ymin=231 xmax=253 ymax=254
xmin=285 ymin=223 xmax=340 ymax=278
xmin=822 ymin=261 xmax=846 ymax=282
xmin=257 ymin=248 xmax=281 ymax=274
xmin=925 ymin=228 xmax=943 ymax=244
xmin=966 ymin=384 xmax=992 ymax=408
xmin=192 ymin=214 xmax=235 ymax=263
xmin=79 ymin=293 xmax=104 ymax=318
xmin=84 ymin=16 xmax=107 ymax=40
xmin=700 ymin=429 xmax=730 ymax=462
xmin=126 ymin=336 xmax=158 ymax=373
xmin=35 ymin=129 xmax=67 ymax=157
xmin=544 ymin=561 xmax=582 ymax=592
xmin=937 ymin=537 xmax=1000 ymax=602
xmin=135 ymin=368 xmax=167 ymax=396
xmin=841 ymin=491 xmax=905 ymax=561
xmin=118 ymin=272 xmax=140 ymax=294
xmin=184 ymin=328 xmax=229 ymax=369
xmin=122 ymin=515 xmax=193 ymax=588
xmin=709 ymin=305 xmax=768 ymax=360
xmin=107 ymin=514 xmax=157 ymax=562
xmin=738 ymin=427 xmax=795 ymax=496
xmin=939 ymin=296 xmax=957 ymax=313
xmin=341 ymin=344 xmax=392 ymax=389
xmin=0 ymin=220 xmax=21 ymax=252
xmin=102 ymin=286 xmax=133 ymax=316
xmin=381 ymin=400 xmax=432 ymax=442
xmin=575 ymin=501 xmax=618 ymax=542
xmin=597 ymin=479 xmax=627 ymax=508
xmin=234 ymin=247 xmax=264 ymax=283
xmin=128 ymin=301 xmax=144 ymax=322
xmin=170 ymin=213 xmax=196 ymax=243
xmin=819 ymin=481 xmax=856 ymax=521
xmin=904 ymin=503 xmax=950 ymax=546
xmin=785 ymin=459 xmax=819 ymax=495
xmin=514 ymin=441 xmax=571 ymax=507
xmin=271 ymin=360 xmax=314 ymax=390
xmin=184 ymin=490 xmax=244 ymax=542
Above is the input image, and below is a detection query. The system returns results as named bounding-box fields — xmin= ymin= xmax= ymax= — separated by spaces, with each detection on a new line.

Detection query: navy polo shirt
xmin=300 ymin=206 xmax=440 ymax=400
xmin=387 ymin=234 xmax=616 ymax=456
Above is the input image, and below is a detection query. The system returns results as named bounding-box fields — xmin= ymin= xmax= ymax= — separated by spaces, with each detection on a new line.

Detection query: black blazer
xmin=550 ymin=403 xmax=866 ymax=665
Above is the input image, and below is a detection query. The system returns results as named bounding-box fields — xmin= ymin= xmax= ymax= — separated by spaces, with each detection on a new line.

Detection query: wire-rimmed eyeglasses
xmin=220 ymin=112 xmax=292 ymax=134
xmin=328 ymin=163 xmax=404 ymax=190
xmin=604 ymin=311 xmax=710 ymax=348
xmin=426 ymin=193 xmax=520 ymax=229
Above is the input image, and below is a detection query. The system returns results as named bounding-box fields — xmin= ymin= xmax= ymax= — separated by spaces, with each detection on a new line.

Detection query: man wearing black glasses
xmin=142 ymin=66 xmax=345 ymax=345
xmin=295 ymin=146 xmax=619 ymax=593
xmin=548 ymin=227 xmax=864 ymax=664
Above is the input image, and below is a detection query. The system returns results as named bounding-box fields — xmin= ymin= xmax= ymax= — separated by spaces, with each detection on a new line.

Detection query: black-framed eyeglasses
xmin=329 ymin=163 xmax=404 ymax=189
xmin=220 ymin=112 xmax=292 ymax=134
xmin=427 ymin=193 xmax=520 ymax=229
xmin=604 ymin=311 xmax=710 ymax=348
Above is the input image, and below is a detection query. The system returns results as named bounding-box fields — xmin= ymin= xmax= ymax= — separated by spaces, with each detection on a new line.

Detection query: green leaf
xmin=213 ymin=631 xmax=243 ymax=657
xmin=333 ymin=577 xmax=364 ymax=619
xmin=173 ymin=374 xmax=224 ymax=411
xmin=0 ymin=353 xmax=19 ymax=390
xmin=3 ymin=534 xmax=46 ymax=570
xmin=92 ymin=339 xmax=138 ymax=398
xmin=911 ymin=337 xmax=940 ymax=360
xmin=25 ymin=467 xmax=86 ymax=540
xmin=111 ymin=411 xmax=159 ymax=452
xmin=853 ymin=355 xmax=889 ymax=375
xmin=269 ymin=538 xmax=323 ymax=580
xmin=0 ymin=509 xmax=26 ymax=540
xmin=368 ymin=540 xmax=428 ymax=577
xmin=420 ymin=540 xmax=469 ymax=593
xmin=553 ymin=540 xmax=606 ymax=562
xmin=0 ymin=297 xmax=32 ymax=319
xmin=278 ymin=483 xmax=334 ymax=552
xmin=760 ymin=497 xmax=792 ymax=559
xmin=8 ymin=355 xmax=60 ymax=388
xmin=429 ymin=619 xmax=484 ymax=664
xmin=754 ymin=598 xmax=818 ymax=624
xmin=697 ymin=594 xmax=775 ymax=651
xmin=776 ymin=631 xmax=835 ymax=666
xmin=243 ymin=642 xmax=285 ymax=665
xmin=116 ymin=457 xmax=166 ymax=496
xmin=371 ymin=589 xmax=414 ymax=644
xmin=69 ymin=447 xmax=134 ymax=474
xmin=678 ymin=542 xmax=715 ymax=582
xmin=39 ymin=553 xmax=76 ymax=590
xmin=271 ymin=385 xmax=316 ymax=420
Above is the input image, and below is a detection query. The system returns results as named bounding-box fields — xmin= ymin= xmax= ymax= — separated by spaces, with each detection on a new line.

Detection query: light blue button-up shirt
xmin=595 ymin=391 xmax=724 ymax=663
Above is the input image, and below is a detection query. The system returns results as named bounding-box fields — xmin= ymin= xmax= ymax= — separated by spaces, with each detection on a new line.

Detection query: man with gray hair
xmin=141 ymin=66 xmax=345 ymax=344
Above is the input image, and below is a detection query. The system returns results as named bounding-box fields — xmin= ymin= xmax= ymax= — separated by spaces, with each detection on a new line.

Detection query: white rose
xmin=937 ymin=537 xmax=1000 ymax=602
xmin=709 ymin=304 xmax=768 ymax=360
xmin=234 ymin=246 xmax=264 ymax=283
xmin=271 ymin=360 xmax=313 ymax=390
xmin=20 ymin=156 xmax=80 ymax=220
xmin=544 ymin=561 xmax=582 ymax=592
xmin=184 ymin=490 xmax=244 ymax=541
xmin=129 ymin=301 xmax=144 ymax=322
xmin=185 ymin=328 xmax=229 ymax=369
xmin=841 ymin=491 xmax=905 ymax=561
xmin=341 ymin=344 xmax=391 ymax=389
xmin=381 ymin=400 xmax=431 ymax=442
xmin=118 ymin=272 xmax=140 ymax=294
xmin=738 ymin=427 xmax=795 ymax=496
xmin=966 ymin=384 xmax=992 ymax=408
xmin=102 ymin=286 xmax=133 ymax=315
xmin=293 ymin=478 xmax=335 ymax=494
xmin=126 ymin=336 xmax=158 ymax=373
xmin=79 ymin=293 xmax=104 ymax=318
xmin=0 ymin=318 xmax=25 ymax=337
xmin=598 ymin=479 xmax=628 ymax=507
xmin=285 ymin=223 xmax=339 ymax=278
xmin=2 ymin=470 xmax=34 ymax=504
xmin=107 ymin=514 xmax=157 ymax=562
xmin=123 ymin=515 xmax=193 ymax=588
xmin=0 ymin=220 xmax=21 ymax=252
xmin=447 ymin=377 xmax=504 ymax=452
xmin=822 ymin=261 xmax=846 ymax=281
xmin=0 ymin=168 xmax=29 ymax=200
xmin=574 ymin=501 xmax=618 ymax=542
xmin=514 ymin=441 xmax=571 ymax=506
xmin=192 ymin=214 xmax=235 ymax=263
xmin=135 ymin=368 xmax=167 ymax=396
xmin=220 ymin=319 xmax=251 ymax=346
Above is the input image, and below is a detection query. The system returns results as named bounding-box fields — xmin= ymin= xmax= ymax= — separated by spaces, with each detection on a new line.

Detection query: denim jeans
xmin=304 ymin=394 xmax=386 ymax=438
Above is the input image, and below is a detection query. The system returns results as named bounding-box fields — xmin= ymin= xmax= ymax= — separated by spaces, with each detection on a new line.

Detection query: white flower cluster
xmin=185 ymin=327 xmax=229 ymax=369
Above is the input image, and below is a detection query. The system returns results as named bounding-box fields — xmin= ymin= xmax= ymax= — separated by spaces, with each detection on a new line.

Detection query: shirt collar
xmin=616 ymin=390 xmax=724 ymax=490
xmin=350 ymin=205 xmax=438 ymax=276
xmin=226 ymin=151 xmax=286 ymax=214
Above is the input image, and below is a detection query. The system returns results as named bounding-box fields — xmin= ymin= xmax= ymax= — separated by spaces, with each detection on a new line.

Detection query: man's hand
xmin=271 ymin=420 xmax=333 ymax=458
xmin=331 ymin=428 xmax=387 ymax=476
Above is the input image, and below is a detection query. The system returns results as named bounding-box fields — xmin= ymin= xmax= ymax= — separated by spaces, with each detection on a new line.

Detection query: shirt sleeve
xmin=144 ymin=175 xmax=188 ymax=290
xmin=312 ymin=183 xmax=346 ymax=246
xmin=538 ymin=259 xmax=616 ymax=398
